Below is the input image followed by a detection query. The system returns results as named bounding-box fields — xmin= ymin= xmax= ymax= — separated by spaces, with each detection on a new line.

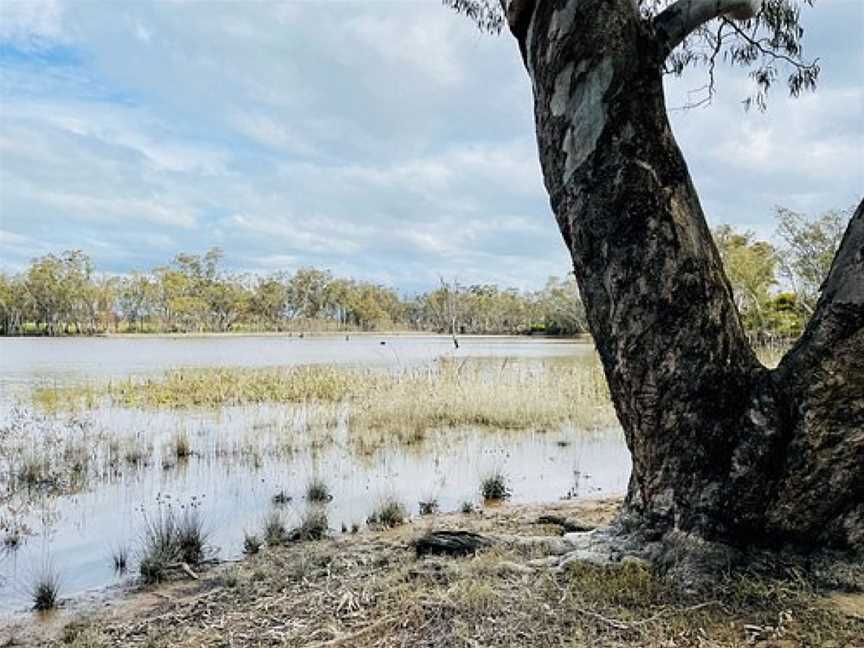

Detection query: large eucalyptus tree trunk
xmin=504 ymin=0 xmax=863 ymax=551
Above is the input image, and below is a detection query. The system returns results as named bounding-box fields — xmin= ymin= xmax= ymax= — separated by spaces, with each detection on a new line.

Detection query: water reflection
xmin=0 ymin=336 xmax=629 ymax=617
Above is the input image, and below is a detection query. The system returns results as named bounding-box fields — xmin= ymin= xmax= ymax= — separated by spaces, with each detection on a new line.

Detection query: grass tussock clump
xmin=271 ymin=490 xmax=292 ymax=505
xmin=243 ymin=532 xmax=262 ymax=555
xmin=367 ymin=497 xmax=407 ymax=528
xmin=138 ymin=504 xmax=208 ymax=584
xmin=31 ymin=567 xmax=61 ymax=611
xmin=2 ymin=527 xmax=23 ymax=552
xmin=59 ymin=620 xmax=107 ymax=648
xmin=111 ymin=544 xmax=129 ymax=573
xmin=294 ymin=508 xmax=329 ymax=541
xmin=263 ymin=511 xmax=288 ymax=546
xmin=418 ymin=498 xmax=439 ymax=516
xmin=18 ymin=455 xmax=49 ymax=488
xmin=305 ymin=477 xmax=332 ymax=502
xmin=261 ymin=508 xmax=328 ymax=546
xmin=173 ymin=431 xmax=192 ymax=459
xmin=480 ymin=472 xmax=511 ymax=502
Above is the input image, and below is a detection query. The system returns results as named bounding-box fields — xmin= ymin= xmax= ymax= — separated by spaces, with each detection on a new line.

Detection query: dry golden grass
xmin=14 ymin=500 xmax=861 ymax=648
xmin=32 ymin=357 xmax=617 ymax=435
xmin=352 ymin=359 xmax=613 ymax=435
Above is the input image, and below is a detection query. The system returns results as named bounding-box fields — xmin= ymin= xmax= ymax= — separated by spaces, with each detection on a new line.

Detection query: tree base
xmin=539 ymin=518 xmax=864 ymax=594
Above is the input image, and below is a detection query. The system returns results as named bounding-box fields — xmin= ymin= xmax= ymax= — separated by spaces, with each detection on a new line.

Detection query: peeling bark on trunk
xmin=506 ymin=0 xmax=863 ymax=550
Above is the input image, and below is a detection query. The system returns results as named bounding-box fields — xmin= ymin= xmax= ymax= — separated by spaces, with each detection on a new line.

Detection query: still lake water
xmin=0 ymin=335 xmax=630 ymax=617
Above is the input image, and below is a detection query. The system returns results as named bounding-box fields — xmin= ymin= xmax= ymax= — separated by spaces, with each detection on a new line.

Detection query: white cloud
xmin=230 ymin=110 xmax=322 ymax=157
xmin=0 ymin=0 xmax=65 ymax=47
xmin=0 ymin=0 xmax=859 ymax=294
xmin=345 ymin=12 xmax=466 ymax=86
xmin=38 ymin=192 xmax=197 ymax=229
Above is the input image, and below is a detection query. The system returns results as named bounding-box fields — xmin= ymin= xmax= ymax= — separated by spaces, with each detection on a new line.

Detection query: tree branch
xmin=499 ymin=0 xmax=536 ymax=63
xmin=654 ymin=0 xmax=762 ymax=60
xmin=720 ymin=16 xmax=820 ymax=71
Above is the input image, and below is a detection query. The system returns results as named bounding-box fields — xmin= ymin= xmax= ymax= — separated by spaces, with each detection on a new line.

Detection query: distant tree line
xmin=713 ymin=206 xmax=850 ymax=344
xmin=0 ymin=207 xmax=844 ymax=339
xmin=0 ymin=247 xmax=587 ymax=336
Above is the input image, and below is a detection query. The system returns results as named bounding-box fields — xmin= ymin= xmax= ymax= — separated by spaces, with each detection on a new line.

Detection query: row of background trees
xmin=0 ymin=207 xmax=847 ymax=339
xmin=0 ymin=247 xmax=587 ymax=337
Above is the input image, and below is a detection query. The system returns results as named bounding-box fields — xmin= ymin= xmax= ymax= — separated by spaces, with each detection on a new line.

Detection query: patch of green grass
xmin=555 ymin=559 xmax=859 ymax=645
xmin=113 ymin=365 xmax=360 ymax=408
xmin=60 ymin=619 xmax=108 ymax=647
xmin=221 ymin=567 xmax=240 ymax=589
xmin=563 ymin=560 xmax=663 ymax=608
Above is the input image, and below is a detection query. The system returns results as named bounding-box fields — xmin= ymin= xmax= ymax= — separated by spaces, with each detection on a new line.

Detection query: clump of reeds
xmin=2 ymin=528 xmax=22 ymax=552
xmin=367 ymin=497 xmax=407 ymax=528
xmin=272 ymin=490 xmax=292 ymax=505
xmin=305 ymin=477 xmax=332 ymax=503
xmin=122 ymin=439 xmax=152 ymax=467
xmin=263 ymin=511 xmax=288 ymax=546
xmin=111 ymin=544 xmax=129 ymax=573
xmin=63 ymin=441 xmax=91 ymax=478
xmin=243 ymin=532 xmax=262 ymax=555
xmin=18 ymin=455 xmax=47 ymax=488
xmin=418 ymin=498 xmax=439 ymax=516
xmin=294 ymin=508 xmax=328 ymax=541
xmin=174 ymin=431 xmax=192 ymax=459
xmin=480 ymin=472 xmax=511 ymax=502
xmin=460 ymin=500 xmax=477 ymax=514
xmin=138 ymin=505 xmax=208 ymax=584
xmin=31 ymin=567 xmax=61 ymax=611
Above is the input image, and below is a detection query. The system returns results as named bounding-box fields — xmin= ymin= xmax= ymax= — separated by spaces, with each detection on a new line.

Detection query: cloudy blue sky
xmin=0 ymin=0 xmax=861 ymax=293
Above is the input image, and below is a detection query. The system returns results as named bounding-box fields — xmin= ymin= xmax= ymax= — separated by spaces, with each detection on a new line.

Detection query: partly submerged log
xmin=414 ymin=531 xmax=494 ymax=557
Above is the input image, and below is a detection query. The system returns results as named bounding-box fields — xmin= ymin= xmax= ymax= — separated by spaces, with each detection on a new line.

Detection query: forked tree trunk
xmin=505 ymin=0 xmax=863 ymax=550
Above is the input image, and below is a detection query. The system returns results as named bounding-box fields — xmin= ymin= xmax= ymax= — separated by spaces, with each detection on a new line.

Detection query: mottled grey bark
xmin=505 ymin=0 xmax=863 ymax=550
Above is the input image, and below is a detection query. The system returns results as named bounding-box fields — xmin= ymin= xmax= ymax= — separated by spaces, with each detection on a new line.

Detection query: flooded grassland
xmin=0 ymin=335 xmax=630 ymax=621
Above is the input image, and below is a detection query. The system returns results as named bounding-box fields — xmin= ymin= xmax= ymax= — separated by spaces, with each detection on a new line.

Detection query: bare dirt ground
xmin=3 ymin=498 xmax=862 ymax=648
